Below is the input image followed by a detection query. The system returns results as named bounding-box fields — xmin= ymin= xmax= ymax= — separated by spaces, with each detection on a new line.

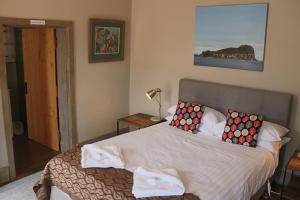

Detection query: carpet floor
xmin=0 ymin=171 xmax=41 ymax=200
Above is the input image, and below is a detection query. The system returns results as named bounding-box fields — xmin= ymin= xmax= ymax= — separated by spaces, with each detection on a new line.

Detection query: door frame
xmin=0 ymin=17 xmax=77 ymax=179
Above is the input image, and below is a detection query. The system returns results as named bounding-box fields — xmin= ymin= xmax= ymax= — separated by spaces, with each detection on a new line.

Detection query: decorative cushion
xmin=222 ymin=109 xmax=263 ymax=147
xmin=169 ymin=99 xmax=205 ymax=133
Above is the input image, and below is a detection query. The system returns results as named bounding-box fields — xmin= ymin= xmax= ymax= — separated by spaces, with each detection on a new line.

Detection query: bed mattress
xmin=45 ymin=122 xmax=276 ymax=200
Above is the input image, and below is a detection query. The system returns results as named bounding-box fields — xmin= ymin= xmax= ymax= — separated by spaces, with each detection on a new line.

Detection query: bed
xmin=34 ymin=78 xmax=292 ymax=200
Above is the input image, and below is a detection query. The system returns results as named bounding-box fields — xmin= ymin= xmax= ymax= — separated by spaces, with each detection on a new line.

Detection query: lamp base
xmin=150 ymin=116 xmax=161 ymax=122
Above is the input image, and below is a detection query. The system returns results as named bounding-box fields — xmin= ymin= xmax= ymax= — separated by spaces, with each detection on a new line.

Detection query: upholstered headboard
xmin=179 ymin=79 xmax=293 ymax=127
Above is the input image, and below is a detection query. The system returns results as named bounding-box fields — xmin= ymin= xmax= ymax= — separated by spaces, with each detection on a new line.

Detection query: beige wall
xmin=130 ymin=0 xmax=300 ymax=159
xmin=1 ymin=0 xmax=299 ymax=175
xmin=0 ymin=0 xmax=131 ymax=167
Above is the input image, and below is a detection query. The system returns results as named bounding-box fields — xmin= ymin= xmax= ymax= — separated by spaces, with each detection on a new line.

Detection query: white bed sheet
xmin=51 ymin=122 xmax=276 ymax=200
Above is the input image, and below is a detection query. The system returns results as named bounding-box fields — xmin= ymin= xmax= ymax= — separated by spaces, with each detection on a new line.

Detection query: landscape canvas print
xmin=194 ymin=4 xmax=268 ymax=71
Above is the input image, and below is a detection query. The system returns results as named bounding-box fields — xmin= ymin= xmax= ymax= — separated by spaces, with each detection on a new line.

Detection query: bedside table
xmin=281 ymin=148 xmax=300 ymax=199
xmin=117 ymin=113 xmax=166 ymax=135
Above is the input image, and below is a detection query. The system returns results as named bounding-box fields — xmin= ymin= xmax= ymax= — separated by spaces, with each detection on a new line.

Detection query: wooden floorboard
xmin=259 ymin=176 xmax=300 ymax=200
xmin=13 ymin=135 xmax=59 ymax=178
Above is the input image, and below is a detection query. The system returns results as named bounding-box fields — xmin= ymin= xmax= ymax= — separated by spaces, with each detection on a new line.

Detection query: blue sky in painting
xmin=195 ymin=4 xmax=267 ymax=61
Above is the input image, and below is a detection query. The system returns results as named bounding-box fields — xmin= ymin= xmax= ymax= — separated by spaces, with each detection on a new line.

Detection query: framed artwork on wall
xmin=194 ymin=3 xmax=268 ymax=71
xmin=89 ymin=19 xmax=125 ymax=63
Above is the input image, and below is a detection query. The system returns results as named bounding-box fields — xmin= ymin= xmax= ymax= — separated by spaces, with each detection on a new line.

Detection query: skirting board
xmin=0 ymin=166 xmax=10 ymax=185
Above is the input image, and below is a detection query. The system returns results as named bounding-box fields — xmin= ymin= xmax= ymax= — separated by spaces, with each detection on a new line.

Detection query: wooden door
xmin=22 ymin=28 xmax=60 ymax=151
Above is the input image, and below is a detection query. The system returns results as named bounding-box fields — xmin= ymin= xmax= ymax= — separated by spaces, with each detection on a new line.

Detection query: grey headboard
xmin=179 ymin=79 xmax=292 ymax=127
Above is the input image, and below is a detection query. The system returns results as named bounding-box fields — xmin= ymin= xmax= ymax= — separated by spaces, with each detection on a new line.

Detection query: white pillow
xmin=212 ymin=120 xmax=227 ymax=139
xmin=258 ymin=121 xmax=289 ymax=142
xmin=167 ymin=105 xmax=177 ymax=115
xmin=165 ymin=115 xmax=173 ymax=123
xmin=198 ymin=107 xmax=226 ymax=135
xmin=197 ymin=120 xmax=226 ymax=139
xmin=257 ymin=140 xmax=282 ymax=154
xmin=258 ymin=137 xmax=290 ymax=157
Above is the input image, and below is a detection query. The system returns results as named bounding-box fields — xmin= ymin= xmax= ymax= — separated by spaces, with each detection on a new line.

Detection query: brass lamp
xmin=145 ymin=88 xmax=162 ymax=122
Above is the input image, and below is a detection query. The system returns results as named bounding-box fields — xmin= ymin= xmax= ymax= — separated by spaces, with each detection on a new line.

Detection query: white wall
xmin=0 ymin=0 xmax=131 ymax=168
xmin=130 ymin=0 xmax=300 ymax=164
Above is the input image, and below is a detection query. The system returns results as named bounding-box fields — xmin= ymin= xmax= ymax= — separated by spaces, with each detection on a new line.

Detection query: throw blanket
xmin=133 ymin=167 xmax=185 ymax=198
xmin=34 ymin=148 xmax=200 ymax=200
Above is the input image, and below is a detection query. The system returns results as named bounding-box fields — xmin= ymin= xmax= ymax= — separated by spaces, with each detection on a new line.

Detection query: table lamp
xmin=145 ymin=88 xmax=162 ymax=121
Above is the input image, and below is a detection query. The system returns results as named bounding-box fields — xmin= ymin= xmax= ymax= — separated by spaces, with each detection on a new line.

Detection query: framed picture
xmin=194 ymin=3 xmax=268 ymax=71
xmin=89 ymin=19 xmax=125 ymax=63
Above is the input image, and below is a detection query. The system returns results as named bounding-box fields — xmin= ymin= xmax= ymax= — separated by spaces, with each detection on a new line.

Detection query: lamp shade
xmin=145 ymin=88 xmax=161 ymax=100
xmin=145 ymin=89 xmax=157 ymax=100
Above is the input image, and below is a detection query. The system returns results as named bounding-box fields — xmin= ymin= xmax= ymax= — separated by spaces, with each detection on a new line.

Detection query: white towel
xmin=81 ymin=144 xmax=125 ymax=169
xmin=132 ymin=166 xmax=185 ymax=198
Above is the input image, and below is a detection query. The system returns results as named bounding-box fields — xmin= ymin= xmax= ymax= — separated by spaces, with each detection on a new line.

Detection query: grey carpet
xmin=0 ymin=172 xmax=41 ymax=200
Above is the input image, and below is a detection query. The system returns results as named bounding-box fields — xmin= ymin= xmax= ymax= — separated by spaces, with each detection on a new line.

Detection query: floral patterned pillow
xmin=222 ymin=109 xmax=263 ymax=147
xmin=169 ymin=99 xmax=205 ymax=133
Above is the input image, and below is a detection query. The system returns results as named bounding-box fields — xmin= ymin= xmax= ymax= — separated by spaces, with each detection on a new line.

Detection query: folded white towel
xmin=132 ymin=166 xmax=185 ymax=198
xmin=81 ymin=144 xmax=125 ymax=169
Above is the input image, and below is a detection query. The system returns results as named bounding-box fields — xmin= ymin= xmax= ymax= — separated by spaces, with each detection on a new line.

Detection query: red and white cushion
xmin=222 ymin=109 xmax=263 ymax=147
xmin=169 ymin=99 xmax=205 ymax=133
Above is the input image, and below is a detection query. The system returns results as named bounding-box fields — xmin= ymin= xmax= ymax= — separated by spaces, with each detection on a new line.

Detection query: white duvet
xmin=52 ymin=122 xmax=276 ymax=200
xmin=95 ymin=122 xmax=276 ymax=200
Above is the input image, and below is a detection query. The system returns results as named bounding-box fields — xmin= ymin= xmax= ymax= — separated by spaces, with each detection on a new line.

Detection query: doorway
xmin=5 ymin=27 xmax=60 ymax=177
xmin=0 ymin=17 xmax=76 ymax=181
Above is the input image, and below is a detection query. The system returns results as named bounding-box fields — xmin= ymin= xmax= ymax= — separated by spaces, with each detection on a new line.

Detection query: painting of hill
xmin=194 ymin=4 xmax=268 ymax=71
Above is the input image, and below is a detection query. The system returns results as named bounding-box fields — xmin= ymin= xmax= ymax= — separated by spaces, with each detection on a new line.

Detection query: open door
xmin=22 ymin=28 xmax=60 ymax=151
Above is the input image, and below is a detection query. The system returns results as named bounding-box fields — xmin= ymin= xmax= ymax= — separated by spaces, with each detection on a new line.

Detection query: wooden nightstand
xmin=281 ymin=148 xmax=300 ymax=199
xmin=117 ymin=113 xmax=166 ymax=135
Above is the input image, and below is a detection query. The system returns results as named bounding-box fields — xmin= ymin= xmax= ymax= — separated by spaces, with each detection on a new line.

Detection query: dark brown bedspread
xmin=33 ymin=148 xmax=200 ymax=200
